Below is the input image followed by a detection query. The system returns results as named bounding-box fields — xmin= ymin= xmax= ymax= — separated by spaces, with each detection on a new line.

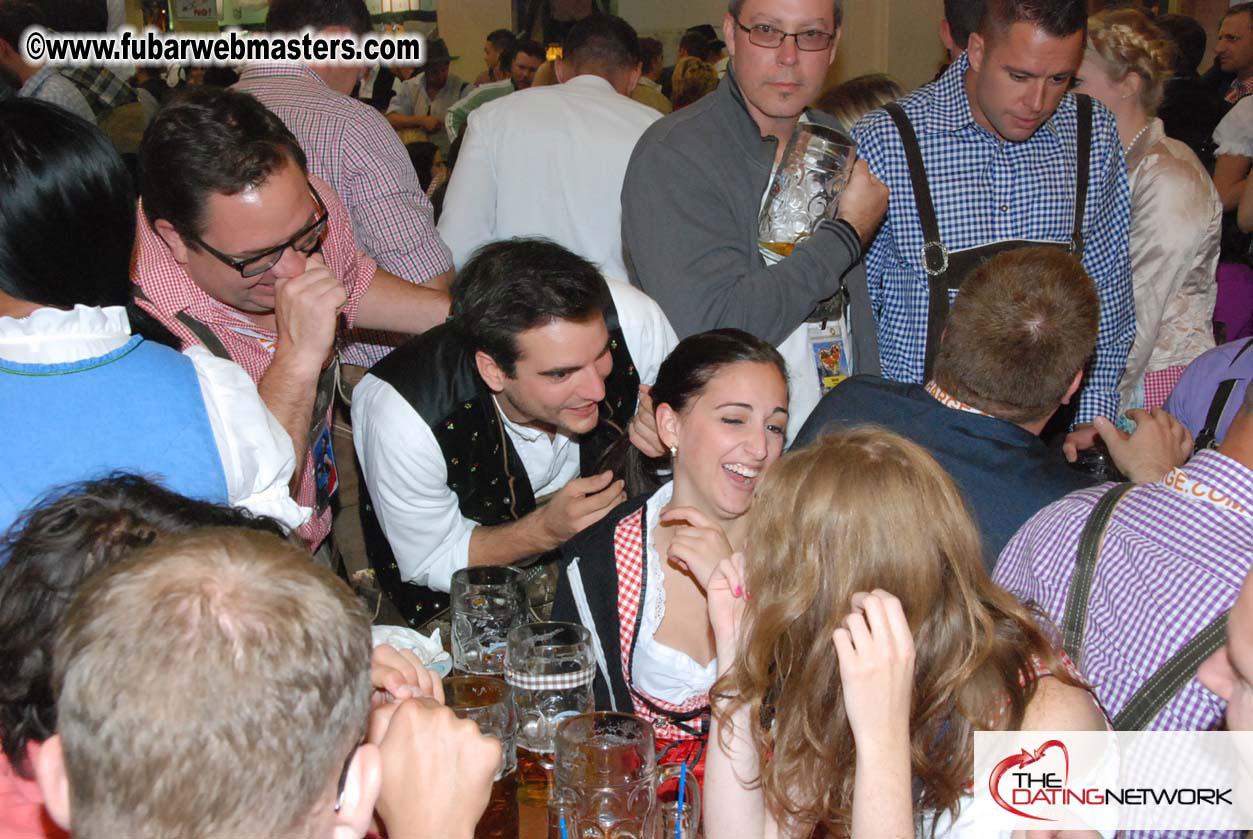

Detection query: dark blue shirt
xmin=793 ymin=375 xmax=1096 ymax=569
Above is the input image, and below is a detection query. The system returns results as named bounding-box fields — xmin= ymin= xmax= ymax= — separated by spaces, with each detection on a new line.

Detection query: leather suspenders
xmin=1194 ymin=338 xmax=1253 ymax=452
xmin=1061 ymin=482 xmax=1229 ymax=730
xmin=882 ymin=95 xmax=1092 ymax=380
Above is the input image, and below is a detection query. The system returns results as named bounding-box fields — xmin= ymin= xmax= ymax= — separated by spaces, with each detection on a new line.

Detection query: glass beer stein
xmin=505 ymin=622 xmax=596 ymax=808
xmin=758 ymin=123 xmax=858 ymax=257
xmin=451 ymin=566 xmax=526 ymax=675
xmin=443 ymin=676 xmax=518 ymax=839
xmin=553 ymin=713 xmax=701 ymax=839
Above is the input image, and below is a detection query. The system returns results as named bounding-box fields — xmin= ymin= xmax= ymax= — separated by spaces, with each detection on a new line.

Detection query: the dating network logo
xmin=986 ymin=735 xmax=1232 ymax=822
xmin=989 ymin=739 xmax=1070 ymax=821
xmin=975 ymin=730 xmax=1248 ymax=831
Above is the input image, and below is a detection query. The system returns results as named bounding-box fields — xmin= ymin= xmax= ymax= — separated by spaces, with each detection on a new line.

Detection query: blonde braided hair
xmin=1087 ymin=7 xmax=1175 ymax=115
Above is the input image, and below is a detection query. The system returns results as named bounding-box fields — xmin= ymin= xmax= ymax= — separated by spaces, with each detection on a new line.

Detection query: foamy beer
xmin=443 ymin=676 xmax=519 ymax=839
xmin=553 ymin=712 xmax=702 ymax=839
xmin=505 ymin=622 xmax=595 ymax=808
xmin=757 ymin=123 xmax=858 ymax=256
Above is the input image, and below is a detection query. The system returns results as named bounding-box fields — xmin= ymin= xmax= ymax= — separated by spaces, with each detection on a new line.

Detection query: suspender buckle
xmin=922 ymin=241 xmax=949 ymax=277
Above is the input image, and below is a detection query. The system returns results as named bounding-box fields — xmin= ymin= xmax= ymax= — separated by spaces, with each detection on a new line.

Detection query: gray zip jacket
xmin=620 ymin=65 xmax=880 ymax=374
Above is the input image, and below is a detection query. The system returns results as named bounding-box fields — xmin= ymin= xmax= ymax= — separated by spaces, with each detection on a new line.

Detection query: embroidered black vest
xmin=362 ymin=298 xmax=641 ymax=628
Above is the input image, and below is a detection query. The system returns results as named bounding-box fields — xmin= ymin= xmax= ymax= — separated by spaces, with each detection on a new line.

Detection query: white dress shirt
xmin=352 ymin=282 xmax=678 ymax=592
xmin=0 ymin=305 xmax=309 ymax=528
xmin=437 ymin=74 xmax=662 ymax=284
xmin=387 ymin=71 xmax=470 ymax=153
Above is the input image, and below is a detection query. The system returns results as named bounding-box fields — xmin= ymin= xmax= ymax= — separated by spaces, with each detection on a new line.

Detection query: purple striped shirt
xmin=235 ymin=63 xmax=453 ymax=367
xmin=995 ymin=450 xmax=1253 ymax=732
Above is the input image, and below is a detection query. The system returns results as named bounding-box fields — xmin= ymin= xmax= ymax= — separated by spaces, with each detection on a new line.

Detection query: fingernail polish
xmin=733 ymin=585 xmax=743 ymax=597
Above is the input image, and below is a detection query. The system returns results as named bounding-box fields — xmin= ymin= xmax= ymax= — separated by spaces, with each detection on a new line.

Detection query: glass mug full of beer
xmin=505 ymin=622 xmax=596 ymax=808
xmin=757 ymin=123 xmax=858 ymax=258
xmin=443 ymin=676 xmax=518 ymax=839
xmin=451 ymin=566 xmax=526 ymax=675
xmin=553 ymin=712 xmax=702 ymax=839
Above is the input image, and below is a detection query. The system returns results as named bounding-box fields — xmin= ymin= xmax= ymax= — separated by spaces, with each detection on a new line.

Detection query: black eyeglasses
xmin=734 ymin=19 xmax=836 ymax=51
xmin=333 ymin=744 xmax=359 ymax=813
xmin=187 ymin=182 xmax=329 ymax=278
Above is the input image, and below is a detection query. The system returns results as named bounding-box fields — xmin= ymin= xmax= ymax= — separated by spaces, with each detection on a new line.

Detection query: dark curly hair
xmin=0 ymin=474 xmax=289 ymax=779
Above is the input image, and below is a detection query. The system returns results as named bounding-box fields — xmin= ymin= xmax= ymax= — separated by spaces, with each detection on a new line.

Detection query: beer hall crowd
xmin=3 ymin=0 xmax=1253 ymax=836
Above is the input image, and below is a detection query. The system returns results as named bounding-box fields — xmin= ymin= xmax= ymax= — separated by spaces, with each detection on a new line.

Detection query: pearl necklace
xmin=1125 ymin=121 xmax=1151 ymax=152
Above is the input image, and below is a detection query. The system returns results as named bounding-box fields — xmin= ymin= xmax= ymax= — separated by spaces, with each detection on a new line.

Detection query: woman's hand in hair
xmin=705 ymin=552 xmax=749 ymax=676
xmin=832 ymin=590 xmax=915 ymax=759
xmin=659 ymin=505 xmax=735 ymax=587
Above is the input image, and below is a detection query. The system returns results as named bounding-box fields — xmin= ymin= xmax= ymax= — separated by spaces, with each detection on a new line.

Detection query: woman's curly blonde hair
xmin=671 ymin=56 xmax=719 ymax=109
xmin=712 ymin=428 xmax=1084 ymax=838
xmin=1086 ymin=7 xmax=1176 ymax=115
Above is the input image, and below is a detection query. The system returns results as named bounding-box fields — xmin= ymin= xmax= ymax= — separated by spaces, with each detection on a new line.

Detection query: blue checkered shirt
xmin=853 ymin=53 xmax=1134 ymax=425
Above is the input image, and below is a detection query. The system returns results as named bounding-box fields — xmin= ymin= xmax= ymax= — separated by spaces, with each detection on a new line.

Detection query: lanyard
xmin=925 ymin=380 xmax=993 ymax=418
xmin=1159 ymin=467 xmax=1252 ymax=519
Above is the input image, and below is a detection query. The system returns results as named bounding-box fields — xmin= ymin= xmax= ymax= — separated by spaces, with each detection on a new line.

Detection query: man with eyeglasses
xmin=132 ymin=88 xmax=451 ymax=554
xmin=621 ymin=0 xmax=889 ymax=440
xmin=851 ymin=0 xmax=1133 ymax=459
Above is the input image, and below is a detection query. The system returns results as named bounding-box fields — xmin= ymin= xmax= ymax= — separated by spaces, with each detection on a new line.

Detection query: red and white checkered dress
xmin=1142 ymin=365 xmax=1186 ymax=411
xmin=612 ymin=505 xmax=711 ymax=773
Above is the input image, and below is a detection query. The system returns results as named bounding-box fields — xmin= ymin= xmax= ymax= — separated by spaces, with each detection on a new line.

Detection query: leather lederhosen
xmin=883 ymin=95 xmax=1093 ymax=380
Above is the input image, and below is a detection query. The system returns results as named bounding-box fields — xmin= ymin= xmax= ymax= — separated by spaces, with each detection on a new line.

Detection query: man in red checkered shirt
xmin=132 ymin=87 xmax=450 ymax=552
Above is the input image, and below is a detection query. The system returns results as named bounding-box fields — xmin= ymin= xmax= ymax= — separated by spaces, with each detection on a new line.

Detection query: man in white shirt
xmin=386 ymin=38 xmax=470 ymax=154
xmin=353 ymin=239 xmax=676 ymax=626
xmin=437 ymin=14 xmax=660 ymax=284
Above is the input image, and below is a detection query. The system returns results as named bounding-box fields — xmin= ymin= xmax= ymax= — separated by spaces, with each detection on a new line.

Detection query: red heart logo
xmin=988 ymin=739 xmax=1070 ymax=822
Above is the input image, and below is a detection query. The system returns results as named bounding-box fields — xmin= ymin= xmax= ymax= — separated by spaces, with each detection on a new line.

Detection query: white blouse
xmin=0 ymin=305 xmax=308 ymax=528
xmin=630 ymin=482 xmax=719 ymax=706
xmin=1213 ymin=96 xmax=1253 ymax=158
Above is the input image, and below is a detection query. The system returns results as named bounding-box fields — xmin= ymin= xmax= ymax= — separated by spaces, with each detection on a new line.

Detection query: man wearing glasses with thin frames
xmin=132 ymin=88 xmax=451 ymax=556
xmin=621 ymin=0 xmax=889 ymax=440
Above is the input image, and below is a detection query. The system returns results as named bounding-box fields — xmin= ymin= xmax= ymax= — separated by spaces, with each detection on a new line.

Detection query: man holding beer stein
xmin=621 ymin=0 xmax=889 ymax=434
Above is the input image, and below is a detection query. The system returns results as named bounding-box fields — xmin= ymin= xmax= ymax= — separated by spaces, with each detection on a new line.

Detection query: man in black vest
xmin=352 ymin=239 xmax=677 ymax=626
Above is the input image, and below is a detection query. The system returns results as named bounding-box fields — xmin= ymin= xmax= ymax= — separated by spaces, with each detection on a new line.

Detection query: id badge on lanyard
xmin=807 ymin=317 xmax=851 ymax=395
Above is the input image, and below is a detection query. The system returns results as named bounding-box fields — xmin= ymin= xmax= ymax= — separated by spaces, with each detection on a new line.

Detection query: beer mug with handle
xmin=451 ymin=566 xmax=526 ymax=675
xmin=443 ymin=676 xmax=518 ymax=839
xmin=757 ymin=123 xmax=858 ymax=258
xmin=506 ymin=622 xmax=596 ymax=806
xmin=554 ymin=713 xmax=702 ymax=839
